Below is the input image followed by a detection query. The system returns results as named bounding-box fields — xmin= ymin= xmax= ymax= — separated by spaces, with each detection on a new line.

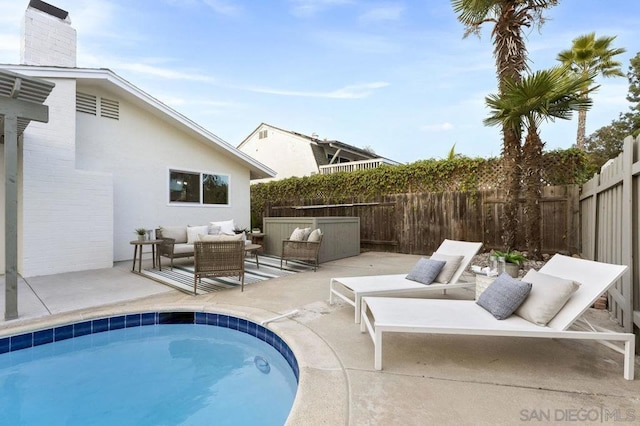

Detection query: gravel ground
xmin=469 ymin=252 xmax=552 ymax=278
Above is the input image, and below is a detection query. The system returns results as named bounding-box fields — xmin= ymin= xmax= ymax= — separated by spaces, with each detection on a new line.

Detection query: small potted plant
xmin=492 ymin=249 xmax=527 ymax=278
xmin=134 ymin=228 xmax=147 ymax=241
xmin=233 ymin=226 xmax=250 ymax=235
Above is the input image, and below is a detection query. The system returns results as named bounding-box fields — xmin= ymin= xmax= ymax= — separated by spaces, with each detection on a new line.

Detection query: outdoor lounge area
xmin=1 ymin=251 xmax=638 ymax=424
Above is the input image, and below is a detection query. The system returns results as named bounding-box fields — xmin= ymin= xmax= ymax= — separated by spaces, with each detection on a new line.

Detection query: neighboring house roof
xmin=0 ymin=64 xmax=275 ymax=180
xmin=238 ymin=122 xmax=399 ymax=166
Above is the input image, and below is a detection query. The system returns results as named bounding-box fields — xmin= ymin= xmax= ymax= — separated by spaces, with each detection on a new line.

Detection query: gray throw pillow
xmin=405 ymin=258 xmax=446 ymax=285
xmin=476 ymin=273 xmax=532 ymax=320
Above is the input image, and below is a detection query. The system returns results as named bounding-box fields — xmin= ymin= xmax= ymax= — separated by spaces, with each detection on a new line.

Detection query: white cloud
xmin=115 ymin=63 xmax=217 ymax=83
xmin=421 ymin=122 xmax=454 ymax=132
xmin=203 ymin=0 xmax=242 ymax=16
xmin=239 ymin=81 xmax=389 ymax=99
xmin=288 ymin=0 xmax=353 ymax=17
xmin=359 ymin=5 xmax=404 ymax=23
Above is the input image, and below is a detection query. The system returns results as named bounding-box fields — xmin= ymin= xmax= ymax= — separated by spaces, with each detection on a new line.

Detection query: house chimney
xmin=21 ymin=0 xmax=76 ymax=67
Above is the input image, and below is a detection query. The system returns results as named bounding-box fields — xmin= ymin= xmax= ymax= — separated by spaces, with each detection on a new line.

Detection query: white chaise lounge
xmin=360 ymin=254 xmax=635 ymax=380
xmin=329 ymin=239 xmax=483 ymax=323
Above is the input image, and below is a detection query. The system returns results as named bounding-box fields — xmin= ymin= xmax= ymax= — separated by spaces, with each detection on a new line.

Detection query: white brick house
xmin=0 ymin=1 xmax=273 ymax=277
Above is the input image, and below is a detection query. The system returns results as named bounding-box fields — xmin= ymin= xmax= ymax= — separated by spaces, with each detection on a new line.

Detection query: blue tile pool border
xmin=0 ymin=312 xmax=299 ymax=382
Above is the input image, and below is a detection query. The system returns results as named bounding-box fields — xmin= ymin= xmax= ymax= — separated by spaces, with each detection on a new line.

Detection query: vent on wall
xmin=76 ymin=92 xmax=97 ymax=115
xmin=100 ymin=97 xmax=119 ymax=120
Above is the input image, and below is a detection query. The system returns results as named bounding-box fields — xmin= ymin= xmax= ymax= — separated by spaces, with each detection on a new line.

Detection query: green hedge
xmin=251 ymin=148 xmax=594 ymax=227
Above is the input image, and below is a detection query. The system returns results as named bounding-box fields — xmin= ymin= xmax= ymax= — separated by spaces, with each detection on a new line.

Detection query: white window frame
xmin=167 ymin=168 xmax=231 ymax=207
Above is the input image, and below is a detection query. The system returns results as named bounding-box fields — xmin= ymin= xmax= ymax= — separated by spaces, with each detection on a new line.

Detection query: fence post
xmin=621 ymin=136 xmax=634 ymax=332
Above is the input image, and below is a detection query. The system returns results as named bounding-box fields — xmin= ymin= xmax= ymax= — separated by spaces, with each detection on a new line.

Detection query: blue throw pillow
xmin=476 ymin=273 xmax=532 ymax=320
xmin=405 ymin=258 xmax=446 ymax=285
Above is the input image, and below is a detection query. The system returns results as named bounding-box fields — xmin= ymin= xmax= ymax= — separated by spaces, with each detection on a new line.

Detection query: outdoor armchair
xmin=194 ymin=240 xmax=245 ymax=294
xmin=281 ymin=234 xmax=323 ymax=271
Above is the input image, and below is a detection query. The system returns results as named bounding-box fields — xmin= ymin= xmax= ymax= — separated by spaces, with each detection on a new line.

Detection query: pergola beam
xmin=0 ymin=69 xmax=53 ymax=321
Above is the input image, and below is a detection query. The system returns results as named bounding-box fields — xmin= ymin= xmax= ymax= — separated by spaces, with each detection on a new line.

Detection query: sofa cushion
xmin=173 ymin=243 xmax=194 ymax=255
xmin=187 ymin=225 xmax=209 ymax=244
xmin=159 ymin=226 xmax=187 ymax=244
xmin=199 ymin=234 xmax=243 ymax=242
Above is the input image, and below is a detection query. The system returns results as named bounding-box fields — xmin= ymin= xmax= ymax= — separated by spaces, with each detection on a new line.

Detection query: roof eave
xmin=0 ymin=64 xmax=276 ymax=179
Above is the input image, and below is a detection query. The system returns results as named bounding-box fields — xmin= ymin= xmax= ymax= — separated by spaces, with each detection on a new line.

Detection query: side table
xmin=244 ymin=243 xmax=262 ymax=268
xmin=475 ymin=274 xmax=497 ymax=300
xmin=130 ymin=239 xmax=162 ymax=273
xmin=249 ymin=232 xmax=265 ymax=252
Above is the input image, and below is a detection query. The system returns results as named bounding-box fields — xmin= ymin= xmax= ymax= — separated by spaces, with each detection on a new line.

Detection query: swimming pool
xmin=0 ymin=312 xmax=298 ymax=425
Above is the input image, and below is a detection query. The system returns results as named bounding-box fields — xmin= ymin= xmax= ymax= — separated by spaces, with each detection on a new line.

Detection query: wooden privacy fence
xmin=580 ymin=135 xmax=639 ymax=334
xmin=263 ymin=185 xmax=580 ymax=257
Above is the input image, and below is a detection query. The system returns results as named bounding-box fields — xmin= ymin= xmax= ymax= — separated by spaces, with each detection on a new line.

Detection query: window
xmin=258 ymin=129 xmax=268 ymax=139
xmin=169 ymin=170 xmax=229 ymax=205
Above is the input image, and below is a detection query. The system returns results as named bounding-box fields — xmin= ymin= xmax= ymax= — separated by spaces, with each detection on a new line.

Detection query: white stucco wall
xmin=75 ymin=86 xmax=251 ymax=261
xmin=13 ymin=78 xmax=114 ymax=277
xmin=239 ymin=126 xmax=319 ymax=182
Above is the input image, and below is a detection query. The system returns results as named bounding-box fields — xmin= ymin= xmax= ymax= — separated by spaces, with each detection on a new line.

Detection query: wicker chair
xmin=194 ymin=241 xmax=245 ymax=294
xmin=156 ymin=228 xmax=193 ymax=270
xmin=280 ymin=234 xmax=323 ymax=271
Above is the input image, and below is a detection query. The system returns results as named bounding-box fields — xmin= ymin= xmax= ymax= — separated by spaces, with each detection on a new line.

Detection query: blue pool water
xmin=0 ymin=313 xmax=298 ymax=425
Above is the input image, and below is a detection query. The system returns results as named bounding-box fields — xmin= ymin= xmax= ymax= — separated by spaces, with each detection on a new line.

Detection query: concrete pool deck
xmin=1 ymin=252 xmax=639 ymax=425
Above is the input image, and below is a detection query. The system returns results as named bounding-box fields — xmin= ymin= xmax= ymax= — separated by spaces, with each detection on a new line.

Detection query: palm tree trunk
xmin=522 ymin=129 xmax=543 ymax=260
xmin=502 ymin=125 xmax=521 ymax=250
xmin=576 ymin=108 xmax=587 ymax=150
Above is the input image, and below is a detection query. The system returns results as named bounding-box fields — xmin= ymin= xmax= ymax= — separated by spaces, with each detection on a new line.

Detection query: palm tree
xmin=484 ymin=67 xmax=595 ymax=258
xmin=557 ymin=33 xmax=626 ymax=149
xmin=452 ymin=0 xmax=558 ymax=249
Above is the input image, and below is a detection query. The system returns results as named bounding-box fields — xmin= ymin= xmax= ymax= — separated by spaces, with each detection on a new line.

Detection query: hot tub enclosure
xmin=263 ymin=217 xmax=360 ymax=263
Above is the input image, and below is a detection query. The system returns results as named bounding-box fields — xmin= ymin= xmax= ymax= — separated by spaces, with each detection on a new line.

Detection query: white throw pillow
xmin=187 ymin=225 xmax=209 ymax=244
xmin=289 ymin=227 xmax=307 ymax=241
xmin=308 ymin=228 xmax=323 ymax=242
xmin=208 ymin=224 xmax=222 ymax=235
xmin=209 ymin=219 xmax=235 ymax=236
xmin=430 ymin=253 xmax=464 ymax=284
xmin=515 ymin=270 xmax=580 ymax=326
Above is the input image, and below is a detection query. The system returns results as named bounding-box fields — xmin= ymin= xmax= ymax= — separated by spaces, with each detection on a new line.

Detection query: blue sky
xmin=1 ymin=0 xmax=639 ymax=163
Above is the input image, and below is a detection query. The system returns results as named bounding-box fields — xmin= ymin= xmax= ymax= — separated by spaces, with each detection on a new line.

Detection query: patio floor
xmin=1 ymin=252 xmax=639 ymax=425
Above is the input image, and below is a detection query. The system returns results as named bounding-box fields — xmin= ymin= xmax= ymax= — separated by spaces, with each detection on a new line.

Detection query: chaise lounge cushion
xmin=406 ymin=258 xmax=446 ymax=285
xmin=477 ymin=273 xmax=532 ymax=320
xmin=515 ymin=270 xmax=580 ymax=326
xmin=430 ymin=253 xmax=464 ymax=284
